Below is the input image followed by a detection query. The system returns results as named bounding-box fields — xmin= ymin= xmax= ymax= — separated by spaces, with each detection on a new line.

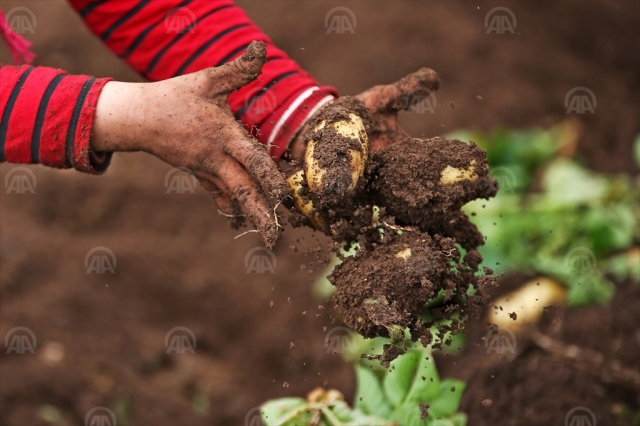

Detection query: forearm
xmin=0 ymin=65 xmax=112 ymax=173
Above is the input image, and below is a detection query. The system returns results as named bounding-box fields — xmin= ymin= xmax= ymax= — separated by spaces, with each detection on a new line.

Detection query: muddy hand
xmin=91 ymin=41 xmax=288 ymax=248
xmin=355 ymin=67 xmax=440 ymax=152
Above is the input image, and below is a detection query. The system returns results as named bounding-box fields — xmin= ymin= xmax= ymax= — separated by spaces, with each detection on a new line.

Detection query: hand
xmin=289 ymin=68 xmax=440 ymax=160
xmin=91 ymin=41 xmax=288 ymax=247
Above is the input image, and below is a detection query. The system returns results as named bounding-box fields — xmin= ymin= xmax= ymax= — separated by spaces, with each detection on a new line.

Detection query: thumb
xmin=212 ymin=40 xmax=267 ymax=95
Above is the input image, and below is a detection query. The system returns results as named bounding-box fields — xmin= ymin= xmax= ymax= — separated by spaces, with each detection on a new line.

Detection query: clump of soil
xmin=291 ymin=136 xmax=499 ymax=364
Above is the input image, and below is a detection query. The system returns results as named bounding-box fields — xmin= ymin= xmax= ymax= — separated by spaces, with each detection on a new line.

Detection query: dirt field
xmin=1 ymin=1 xmax=638 ymax=425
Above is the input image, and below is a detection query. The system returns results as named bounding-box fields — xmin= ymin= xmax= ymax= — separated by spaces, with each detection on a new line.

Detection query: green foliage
xmin=261 ymin=347 xmax=466 ymax=426
xmin=455 ymin=125 xmax=639 ymax=306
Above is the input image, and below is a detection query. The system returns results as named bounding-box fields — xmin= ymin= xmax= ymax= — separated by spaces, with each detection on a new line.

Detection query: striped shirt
xmin=0 ymin=0 xmax=337 ymax=173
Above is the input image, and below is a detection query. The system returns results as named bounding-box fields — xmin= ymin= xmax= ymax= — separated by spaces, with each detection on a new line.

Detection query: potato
xmin=489 ymin=277 xmax=566 ymax=330
xmin=305 ymin=113 xmax=369 ymax=194
xmin=439 ymin=159 xmax=478 ymax=185
xmin=286 ymin=169 xmax=324 ymax=230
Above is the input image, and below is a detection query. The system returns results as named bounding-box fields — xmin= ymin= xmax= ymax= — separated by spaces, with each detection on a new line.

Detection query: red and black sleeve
xmin=67 ymin=0 xmax=338 ymax=160
xmin=0 ymin=64 xmax=112 ymax=174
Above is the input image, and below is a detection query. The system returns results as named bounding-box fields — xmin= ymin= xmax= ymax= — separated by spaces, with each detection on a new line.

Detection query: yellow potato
xmin=286 ymin=169 xmax=324 ymax=230
xmin=488 ymin=277 xmax=566 ymax=331
xmin=305 ymin=113 xmax=369 ymax=193
xmin=439 ymin=159 xmax=478 ymax=185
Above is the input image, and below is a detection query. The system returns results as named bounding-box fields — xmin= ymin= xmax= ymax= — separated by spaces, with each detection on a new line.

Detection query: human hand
xmin=90 ymin=41 xmax=288 ymax=247
xmin=289 ymin=68 xmax=440 ymax=160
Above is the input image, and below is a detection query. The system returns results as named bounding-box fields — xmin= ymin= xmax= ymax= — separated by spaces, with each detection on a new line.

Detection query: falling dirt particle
xmin=318 ymin=306 xmax=325 ymax=310
xmin=287 ymin=297 xmax=292 ymax=304
xmin=482 ymin=399 xmax=493 ymax=407
xmin=290 ymin=342 xmax=295 ymax=349
xmin=283 ymin=382 xmax=289 ymax=388
xmin=509 ymin=312 xmax=517 ymax=320
xmin=450 ymin=101 xmax=455 ymax=109
xmin=323 ymin=381 xmax=328 ymax=386
xmin=499 ymin=306 xmax=503 ymax=311
xmin=419 ymin=403 xmax=430 ymax=419
xmin=422 ymin=376 xmax=426 ymax=381
xmin=359 ymin=397 xmax=363 ymax=401
xmin=270 ymin=301 xmax=274 ymax=308
xmin=302 ymin=311 xmax=307 ymax=315
xmin=476 ymin=95 xmax=484 ymax=101
xmin=451 ymin=386 xmax=456 ymax=392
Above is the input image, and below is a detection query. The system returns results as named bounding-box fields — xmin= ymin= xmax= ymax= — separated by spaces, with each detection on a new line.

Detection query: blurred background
xmin=1 ymin=1 xmax=638 ymax=425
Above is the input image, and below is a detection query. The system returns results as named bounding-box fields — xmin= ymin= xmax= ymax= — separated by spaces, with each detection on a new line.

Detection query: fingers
xmin=223 ymin=125 xmax=289 ymax=203
xmin=216 ymin=158 xmax=281 ymax=248
xmin=213 ymin=40 xmax=267 ymax=95
xmin=356 ymin=67 xmax=440 ymax=115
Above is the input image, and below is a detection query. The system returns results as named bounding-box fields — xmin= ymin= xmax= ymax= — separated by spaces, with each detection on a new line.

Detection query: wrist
xmin=91 ymin=81 xmax=149 ymax=153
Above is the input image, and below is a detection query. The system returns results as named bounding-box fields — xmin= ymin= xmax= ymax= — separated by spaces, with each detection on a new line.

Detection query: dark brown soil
xmin=1 ymin=0 xmax=638 ymax=425
xmin=316 ymin=137 xmax=498 ymax=364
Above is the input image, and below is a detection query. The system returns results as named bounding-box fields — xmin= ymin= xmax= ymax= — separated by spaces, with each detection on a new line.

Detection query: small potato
xmin=287 ymin=169 xmax=324 ymax=230
xmin=305 ymin=112 xmax=369 ymax=195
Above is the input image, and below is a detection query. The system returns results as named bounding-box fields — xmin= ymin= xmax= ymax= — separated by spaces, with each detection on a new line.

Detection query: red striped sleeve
xmin=68 ymin=0 xmax=338 ymax=160
xmin=0 ymin=65 xmax=112 ymax=174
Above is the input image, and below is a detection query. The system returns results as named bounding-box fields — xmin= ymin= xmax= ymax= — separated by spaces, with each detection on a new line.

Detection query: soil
xmin=322 ymin=138 xmax=498 ymax=364
xmin=1 ymin=1 xmax=639 ymax=425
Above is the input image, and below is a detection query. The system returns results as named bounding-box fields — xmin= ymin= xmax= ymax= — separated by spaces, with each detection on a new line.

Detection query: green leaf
xmin=349 ymin=408 xmax=397 ymax=426
xmin=260 ymin=398 xmax=306 ymax=426
xmin=383 ymin=349 xmax=421 ymax=407
xmin=354 ymin=363 xmax=394 ymax=418
xmin=429 ymin=379 xmax=466 ymax=418
xmin=449 ymin=412 xmax=468 ymax=426
xmin=389 ymin=400 xmax=428 ymax=426
xmin=404 ymin=353 xmax=441 ymax=403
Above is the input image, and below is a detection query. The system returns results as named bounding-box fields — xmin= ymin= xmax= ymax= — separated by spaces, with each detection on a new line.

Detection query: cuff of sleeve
xmin=71 ymin=77 xmax=113 ymax=174
xmin=255 ymin=86 xmax=338 ymax=161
